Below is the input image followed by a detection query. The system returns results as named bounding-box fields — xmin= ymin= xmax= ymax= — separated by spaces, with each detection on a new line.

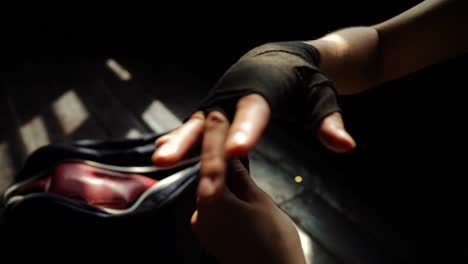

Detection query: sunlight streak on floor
xmin=52 ymin=90 xmax=89 ymax=135
xmin=19 ymin=115 xmax=50 ymax=154
xmin=106 ymin=58 xmax=132 ymax=81
xmin=142 ymin=100 xmax=181 ymax=133
xmin=0 ymin=142 xmax=15 ymax=193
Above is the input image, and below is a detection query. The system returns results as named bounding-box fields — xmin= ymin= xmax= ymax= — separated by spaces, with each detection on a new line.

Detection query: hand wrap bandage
xmin=199 ymin=41 xmax=340 ymax=131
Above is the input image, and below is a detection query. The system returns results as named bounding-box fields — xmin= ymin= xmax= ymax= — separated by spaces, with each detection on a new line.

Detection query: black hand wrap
xmin=199 ymin=41 xmax=340 ymax=131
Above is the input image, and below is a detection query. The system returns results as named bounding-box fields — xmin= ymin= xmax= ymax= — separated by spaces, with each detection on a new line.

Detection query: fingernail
xmin=190 ymin=210 xmax=198 ymax=224
xmin=336 ymin=129 xmax=349 ymax=139
xmin=157 ymin=143 xmax=175 ymax=157
xmin=233 ymin=131 xmax=248 ymax=145
xmin=336 ymin=129 xmax=356 ymax=149
xmin=198 ymin=177 xmax=215 ymax=199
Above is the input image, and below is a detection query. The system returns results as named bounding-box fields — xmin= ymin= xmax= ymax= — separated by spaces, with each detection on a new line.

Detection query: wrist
xmin=242 ymin=41 xmax=321 ymax=67
xmin=305 ymin=27 xmax=382 ymax=95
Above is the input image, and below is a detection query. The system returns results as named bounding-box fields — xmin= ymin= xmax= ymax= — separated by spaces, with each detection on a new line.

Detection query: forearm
xmin=306 ymin=27 xmax=380 ymax=95
xmin=374 ymin=0 xmax=468 ymax=83
xmin=306 ymin=0 xmax=468 ymax=95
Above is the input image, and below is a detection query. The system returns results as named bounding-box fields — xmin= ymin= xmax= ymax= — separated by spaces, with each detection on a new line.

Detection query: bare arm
xmin=307 ymin=0 xmax=468 ymax=95
xmin=153 ymin=0 xmax=468 ymax=182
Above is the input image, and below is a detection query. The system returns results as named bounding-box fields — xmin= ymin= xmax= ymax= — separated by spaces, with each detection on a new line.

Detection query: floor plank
xmin=0 ymin=87 xmax=25 ymax=197
xmin=3 ymin=61 xmax=106 ymax=148
xmin=55 ymin=61 xmax=149 ymax=139
xmin=102 ymin=58 xmax=208 ymax=128
xmin=97 ymin=58 xmax=165 ymax=132
xmin=296 ymin=225 xmax=342 ymax=264
xmin=281 ymin=190 xmax=401 ymax=264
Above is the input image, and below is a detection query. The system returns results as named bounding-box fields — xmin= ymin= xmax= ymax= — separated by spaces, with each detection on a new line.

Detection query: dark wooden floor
xmin=0 ymin=57 xmax=451 ymax=263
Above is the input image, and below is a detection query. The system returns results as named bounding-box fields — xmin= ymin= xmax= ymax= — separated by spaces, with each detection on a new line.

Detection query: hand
xmin=153 ymin=41 xmax=356 ymax=199
xmin=191 ymin=158 xmax=306 ymax=264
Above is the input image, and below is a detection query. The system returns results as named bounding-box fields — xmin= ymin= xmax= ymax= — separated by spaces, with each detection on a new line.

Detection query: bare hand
xmin=152 ymin=94 xmax=355 ymax=199
xmin=191 ymin=158 xmax=306 ymax=264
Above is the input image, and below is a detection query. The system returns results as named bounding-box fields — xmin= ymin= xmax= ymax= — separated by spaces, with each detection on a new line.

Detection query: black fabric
xmin=1 ymin=133 xmax=217 ymax=262
xmin=199 ymin=41 xmax=340 ymax=132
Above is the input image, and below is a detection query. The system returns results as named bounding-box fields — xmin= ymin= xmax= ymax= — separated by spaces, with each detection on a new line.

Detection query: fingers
xmin=191 ymin=210 xmax=199 ymax=226
xmin=190 ymin=209 xmax=202 ymax=238
xmin=198 ymin=111 xmax=230 ymax=202
xmin=152 ymin=111 xmax=205 ymax=166
xmin=154 ymin=94 xmax=270 ymax=166
xmin=225 ymin=94 xmax=270 ymax=157
xmin=317 ymin=112 xmax=356 ymax=153
xmin=226 ymin=159 xmax=260 ymax=202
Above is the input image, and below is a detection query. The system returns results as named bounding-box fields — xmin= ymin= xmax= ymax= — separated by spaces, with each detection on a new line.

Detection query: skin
xmin=153 ymin=0 xmax=468 ymax=262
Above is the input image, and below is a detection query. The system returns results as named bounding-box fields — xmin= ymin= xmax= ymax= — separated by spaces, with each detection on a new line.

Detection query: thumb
xmin=318 ymin=112 xmax=356 ymax=153
xmin=226 ymin=159 xmax=262 ymax=202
